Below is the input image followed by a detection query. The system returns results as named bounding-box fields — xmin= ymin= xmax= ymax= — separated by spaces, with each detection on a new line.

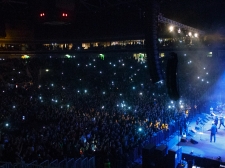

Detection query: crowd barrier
xmin=39 ymin=160 xmax=49 ymax=167
xmin=94 ymin=123 xmax=179 ymax=168
xmin=109 ymin=123 xmax=180 ymax=168
xmin=0 ymin=162 xmax=12 ymax=168
xmin=58 ymin=159 xmax=67 ymax=168
xmin=0 ymin=157 xmax=95 ymax=168
xmin=66 ymin=158 xmax=74 ymax=168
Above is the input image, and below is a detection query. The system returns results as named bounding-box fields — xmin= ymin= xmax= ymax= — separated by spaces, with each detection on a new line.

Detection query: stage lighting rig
xmin=36 ymin=0 xmax=74 ymax=25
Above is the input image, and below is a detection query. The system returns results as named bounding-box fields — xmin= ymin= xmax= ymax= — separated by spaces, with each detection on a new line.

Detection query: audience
xmin=0 ymin=52 xmax=222 ymax=167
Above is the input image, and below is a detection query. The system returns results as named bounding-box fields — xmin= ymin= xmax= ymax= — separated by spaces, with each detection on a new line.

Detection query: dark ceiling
xmin=1 ymin=0 xmax=224 ymax=27
xmin=0 ymin=0 xmax=225 ymax=39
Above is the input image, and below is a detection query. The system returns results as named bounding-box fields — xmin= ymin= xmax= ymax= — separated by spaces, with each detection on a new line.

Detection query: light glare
xmin=169 ymin=26 xmax=174 ymax=32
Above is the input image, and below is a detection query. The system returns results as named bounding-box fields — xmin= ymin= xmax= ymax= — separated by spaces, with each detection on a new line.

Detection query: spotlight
xmin=169 ymin=26 xmax=174 ymax=32
xmin=194 ymin=33 xmax=198 ymax=38
xmin=40 ymin=13 xmax=45 ymax=17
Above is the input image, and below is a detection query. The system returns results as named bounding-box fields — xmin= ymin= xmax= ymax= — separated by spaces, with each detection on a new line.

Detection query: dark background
xmin=160 ymin=0 xmax=225 ymax=31
xmin=1 ymin=0 xmax=225 ymax=39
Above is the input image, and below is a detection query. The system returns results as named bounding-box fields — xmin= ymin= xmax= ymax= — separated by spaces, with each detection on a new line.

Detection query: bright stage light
xmin=194 ymin=33 xmax=198 ymax=38
xmin=188 ymin=32 xmax=192 ymax=36
xmin=62 ymin=13 xmax=68 ymax=17
xmin=169 ymin=26 xmax=174 ymax=32
xmin=40 ymin=13 xmax=45 ymax=17
xmin=178 ymin=28 xmax=181 ymax=33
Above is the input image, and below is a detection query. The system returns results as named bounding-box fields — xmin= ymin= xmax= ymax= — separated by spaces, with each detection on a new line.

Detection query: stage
xmin=133 ymin=112 xmax=225 ymax=168
xmin=172 ymin=112 xmax=225 ymax=166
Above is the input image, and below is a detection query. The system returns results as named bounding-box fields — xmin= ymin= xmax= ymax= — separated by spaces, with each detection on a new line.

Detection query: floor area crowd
xmin=0 ymin=52 xmax=223 ymax=167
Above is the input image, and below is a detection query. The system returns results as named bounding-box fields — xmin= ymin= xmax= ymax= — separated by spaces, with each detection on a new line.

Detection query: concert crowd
xmin=0 ymin=52 xmax=222 ymax=167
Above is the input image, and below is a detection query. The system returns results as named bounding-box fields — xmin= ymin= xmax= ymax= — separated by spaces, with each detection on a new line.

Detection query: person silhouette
xmin=210 ymin=122 xmax=217 ymax=143
xmin=214 ymin=116 xmax=218 ymax=131
xmin=218 ymin=116 xmax=225 ymax=129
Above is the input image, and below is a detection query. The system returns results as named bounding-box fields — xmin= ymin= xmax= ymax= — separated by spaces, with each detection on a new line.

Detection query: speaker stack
xmin=142 ymin=144 xmax=169 ymax=168
xmin=166 ymin=146 xmax=183 ymax=168
xmin=166 ymin=52 xmax=180 ymax=101
xmin=155 ymin=144 xmax=168 ymax=167
xmin=142 ymin=144 xmax=156 ymax=168
xmin=145 ymin=0 xmax=163 ymax=84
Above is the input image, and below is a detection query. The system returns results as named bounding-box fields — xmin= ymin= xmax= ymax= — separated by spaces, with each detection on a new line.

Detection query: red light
xmin=62 ymin=13 xmax=68 ymax=17
xmin=40 ymin=13 xmax=45 ymax=17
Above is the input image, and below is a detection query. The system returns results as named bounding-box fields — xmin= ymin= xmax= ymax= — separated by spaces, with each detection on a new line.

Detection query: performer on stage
xmin=218 ymin=116 xmax=225 ymax=129
xmin=210 ymin=122 xmax=217 ymax=143
xmin=214 ymin=116 xmax=218 ymax=128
